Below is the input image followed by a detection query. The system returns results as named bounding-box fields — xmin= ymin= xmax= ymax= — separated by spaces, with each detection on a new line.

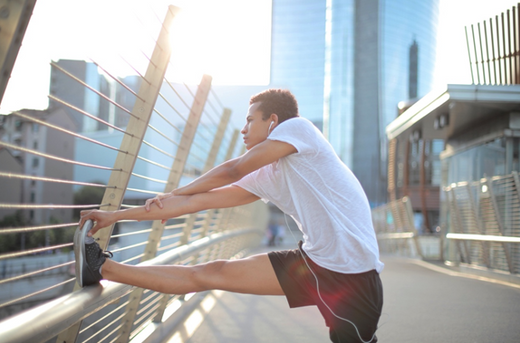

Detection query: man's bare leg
xmin=101 ymin=253 xmax=285 ymax=296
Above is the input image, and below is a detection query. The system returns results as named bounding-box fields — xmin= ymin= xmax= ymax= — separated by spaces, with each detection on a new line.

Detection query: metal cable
xmin=140 ymin=49 xmax=158 ymax=69
xmin=110 ymin=228 xmax=153 ymax=239
xmin=152 ymin=107 xmax=185 ymax=134
xmin=50 ymin=62 xmax=136 ymax=119
xmin=0 ymin=141 xmax=119 ymax=171
xmin=119 ymin=55 xmax=150 ymax=85
xmin=133 ymin=302 xmax=161 ymax=327
xmin=0 ymin=203 xmax=109 ymax=210
xmin=48 ymin=95 xmax=131 ymax=135
xmin=121 ymin=253 xmax=145 ymax=264
xmin=79 ymin=301 xmax=129 ymax=334
xmin=163 ymin=78 xmax=191 ymax=109
xmin=135 ymin=155 xmax=171 ymax=171
xmin=141 ymin=139 xmax=176 ymax=160
xmin=156 ymin=242 xmax=181 ymax=252
xmin=12 ymin=111 xmax=126 ymax=153
xmin=132 ymin=6 xmax=166 ymax=55
xmin=0 ymin=172 xmax=114 ymax=190
xmin=195 ymin=121 xmax=219 ymax=145
xmin=204 ymin=99 xmax=222 ymax=124
xmin=130 ymin=172 xmax=167 ymax=185
xmin=210 ymin=88 xmax=225 ymax=109
xmin=0 ymin=222 xmax=77 ymax=235
xmin=158 ymin=231 xmax=183 ymax=241
xmin=157 ymin=92 xmax=187 ymax=122
xmin=0 ymin=261 xmax=74 ymax=286
xmin=164 ymin=221 xmax=188 ymax=229
xmin=146 ymin=123 xmax=180 ymax=147
xmin=0 ymin=278 xmax=75 ymax=309
xmin=136 ymin=294 xmax=162 ymax=320
xmin=125 ymin=188 xmax=161 ymax=195
xmin=183 ymin=82 xmax=196 ymax=100
xmin=109 ymin=241 xmax=148 ymax=254
xmin=85 ymin=313 xmax=124 ymax=343
xmin=0 ymin=242 xmax=73 ymax=260
xmin=90 ymin=58 xmax=145 ymax=103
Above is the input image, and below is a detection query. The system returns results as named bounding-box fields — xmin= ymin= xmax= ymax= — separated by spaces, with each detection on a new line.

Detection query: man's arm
xmin=80 ymin=185 xmax=260 ymax=236
xmin=174 ymin=139 xmax=297 ymax=196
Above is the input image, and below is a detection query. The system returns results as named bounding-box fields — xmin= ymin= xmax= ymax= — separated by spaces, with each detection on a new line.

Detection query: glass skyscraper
xmin=265 ymin=0 xmax=439 ymax=206
xmin=216 ymin=0 xmax=440 ymax=206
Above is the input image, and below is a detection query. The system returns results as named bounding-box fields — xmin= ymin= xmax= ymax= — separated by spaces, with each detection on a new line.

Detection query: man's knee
xmin=191 ymin=259 xmax=228 ymax=290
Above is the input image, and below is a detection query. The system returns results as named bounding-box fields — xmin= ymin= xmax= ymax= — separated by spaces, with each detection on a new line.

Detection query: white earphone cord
xmin=283 ymin=214 xmax=377 ymax=343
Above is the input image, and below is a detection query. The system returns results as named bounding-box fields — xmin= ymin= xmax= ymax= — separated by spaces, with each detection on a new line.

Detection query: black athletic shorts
xmin=268 ymin=242 xmax=383 ymax=343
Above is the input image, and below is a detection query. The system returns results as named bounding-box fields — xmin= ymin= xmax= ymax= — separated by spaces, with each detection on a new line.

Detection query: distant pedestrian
xmin=268 ymin=222 xmax=279 ymax=246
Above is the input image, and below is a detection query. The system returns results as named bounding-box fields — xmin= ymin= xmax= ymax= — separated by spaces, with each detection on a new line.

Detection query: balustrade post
xmin=116 ymin=74 xmax=212 ymax=342
xmin=56 ymin=6 xmax=179 ymax=343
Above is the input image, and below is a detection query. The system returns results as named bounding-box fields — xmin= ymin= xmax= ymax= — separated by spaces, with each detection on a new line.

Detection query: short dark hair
xmin=249 ymin=89 xmax=299 ymax=124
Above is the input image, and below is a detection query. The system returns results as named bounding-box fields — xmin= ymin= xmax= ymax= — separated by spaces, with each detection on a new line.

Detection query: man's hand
xmin=144 ymin=192 xmax=174 ymax=212
xmin=79 ymin=210 xmax=117 ymax=236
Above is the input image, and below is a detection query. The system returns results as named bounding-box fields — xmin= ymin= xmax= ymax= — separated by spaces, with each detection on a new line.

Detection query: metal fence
xmin=465 ymin=3 xmax=520 ymax=85
xmin=371 ymin=196 xmax=425 ymax=259
xmin=444 ymin=172 xmax=520 ymax=274
xmin=0 ymin=5 xmax=266 ymax=343
xmin=374 ymin=172 xmax=520 ymax=276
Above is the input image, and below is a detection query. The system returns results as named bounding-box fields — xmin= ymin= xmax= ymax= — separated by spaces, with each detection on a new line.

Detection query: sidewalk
xmin=161 ymin=239 xmax=520 ymax=343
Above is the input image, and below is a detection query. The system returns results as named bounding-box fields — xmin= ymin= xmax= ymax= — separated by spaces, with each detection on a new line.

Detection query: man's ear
xmin=269 ymin=113 xmax=279 ymax=125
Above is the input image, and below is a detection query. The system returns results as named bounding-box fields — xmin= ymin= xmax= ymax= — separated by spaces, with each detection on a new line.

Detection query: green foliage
xmin=0 ymin=211 xmax=27 ymax=254
xmin=0 ymin=182 xmax=106 ymax=254
xmin=73 ymin=182 xmax=106 ymax=220
xmin=0 ymin=210 xmax=26 ymax=228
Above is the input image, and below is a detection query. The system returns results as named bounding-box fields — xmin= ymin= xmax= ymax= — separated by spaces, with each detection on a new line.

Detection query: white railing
xmin=444 ymin=172 xmax=520 ymax=274
xmin=372 ymin=172 xmax=520 ymax=276
xmin=371 ymin=196 xmax=425 ymax=259
xmin=0 ymin=5 xmax=267 ymax=343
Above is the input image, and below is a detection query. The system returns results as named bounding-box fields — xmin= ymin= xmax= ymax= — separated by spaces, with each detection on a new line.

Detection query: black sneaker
xmin=73 ymin=219 xmax=113 ymax=287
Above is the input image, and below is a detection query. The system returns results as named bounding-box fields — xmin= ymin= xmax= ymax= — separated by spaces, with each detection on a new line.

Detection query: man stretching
xmin=76 ymin=89 xmax=384 ymax=343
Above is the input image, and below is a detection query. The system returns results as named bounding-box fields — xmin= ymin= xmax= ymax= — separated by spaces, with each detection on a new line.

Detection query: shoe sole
xmin=73 ymin=219 xmax=93 ymax=287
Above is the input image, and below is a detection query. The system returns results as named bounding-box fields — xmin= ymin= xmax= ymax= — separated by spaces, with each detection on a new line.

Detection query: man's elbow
xmin=226 ymin=162 xmax=246 ymax=181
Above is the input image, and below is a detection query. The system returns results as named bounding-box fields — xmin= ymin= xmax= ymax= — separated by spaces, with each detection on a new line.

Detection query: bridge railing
xmin=0 ymin=5 xmax=267 ymax=343
xmin=372 ymin=172 xmax=520 ymax=276
xmin=444 ymin=172 xmax=520 ymax=275
xmin=371 ymin=196 xmax=425 ymax=259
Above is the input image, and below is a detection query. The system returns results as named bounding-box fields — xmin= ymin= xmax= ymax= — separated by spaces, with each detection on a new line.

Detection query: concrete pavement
xmin=161 ymin=241 xmax=520 ymax=343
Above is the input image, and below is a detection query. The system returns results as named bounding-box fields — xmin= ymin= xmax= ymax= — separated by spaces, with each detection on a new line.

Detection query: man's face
xmin=241 ymin=102 xmax=271 ymax=150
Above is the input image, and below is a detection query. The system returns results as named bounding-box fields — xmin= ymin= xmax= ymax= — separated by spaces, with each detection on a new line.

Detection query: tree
xmin=0 ymin=211 xmax=27 ymax=253
xmin=73 ymin=182 xmax=106 ymax=220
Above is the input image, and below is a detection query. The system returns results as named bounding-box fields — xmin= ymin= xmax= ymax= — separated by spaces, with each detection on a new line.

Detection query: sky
xmin=0 ymin=0 xmax=272 ymax=114
xmin=434 ymin=0 xmax=520 ymax=87
xmin=0 ymin=0 xmax=518 ymax=115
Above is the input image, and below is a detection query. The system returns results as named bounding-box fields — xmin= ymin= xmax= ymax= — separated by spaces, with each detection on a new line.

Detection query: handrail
xmin=0 ymin=228 xmax=261 ymax=343
xmin=371 ymin=196 xmax=424 ymax=258
xmin=446 ymin=233 xmax=520 ymax=243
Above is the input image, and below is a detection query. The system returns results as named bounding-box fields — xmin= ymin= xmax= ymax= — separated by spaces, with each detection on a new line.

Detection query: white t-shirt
xmin=234 ymin=117 xmax=384 ymax=274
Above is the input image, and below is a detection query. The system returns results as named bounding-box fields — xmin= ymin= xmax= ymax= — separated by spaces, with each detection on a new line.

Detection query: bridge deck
xmin=161 ymin=241 xmax=520 ymax=343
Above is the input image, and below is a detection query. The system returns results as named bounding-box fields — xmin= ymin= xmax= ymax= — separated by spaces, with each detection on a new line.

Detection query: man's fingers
xmin=78 ymin=211 xmax=91 ymax=229
xmin=87 ymin=223 xmax=98 ymax=237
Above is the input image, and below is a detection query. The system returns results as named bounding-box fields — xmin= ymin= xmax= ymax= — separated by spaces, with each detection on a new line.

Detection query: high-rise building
xmin=49 ymin=60 xmax=104 ymax=132
xmin=218 ymin=0 xmax=439 ymax=206
xmin=266 ymin=0 xmax=440 ymax=206
xmin=270 ymin=0 xmax=326 ymax=128
xmin=0 ymin=108 xmax=77 ymax=224
xmin=320 ymin=0 xmax=439 ymax=206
